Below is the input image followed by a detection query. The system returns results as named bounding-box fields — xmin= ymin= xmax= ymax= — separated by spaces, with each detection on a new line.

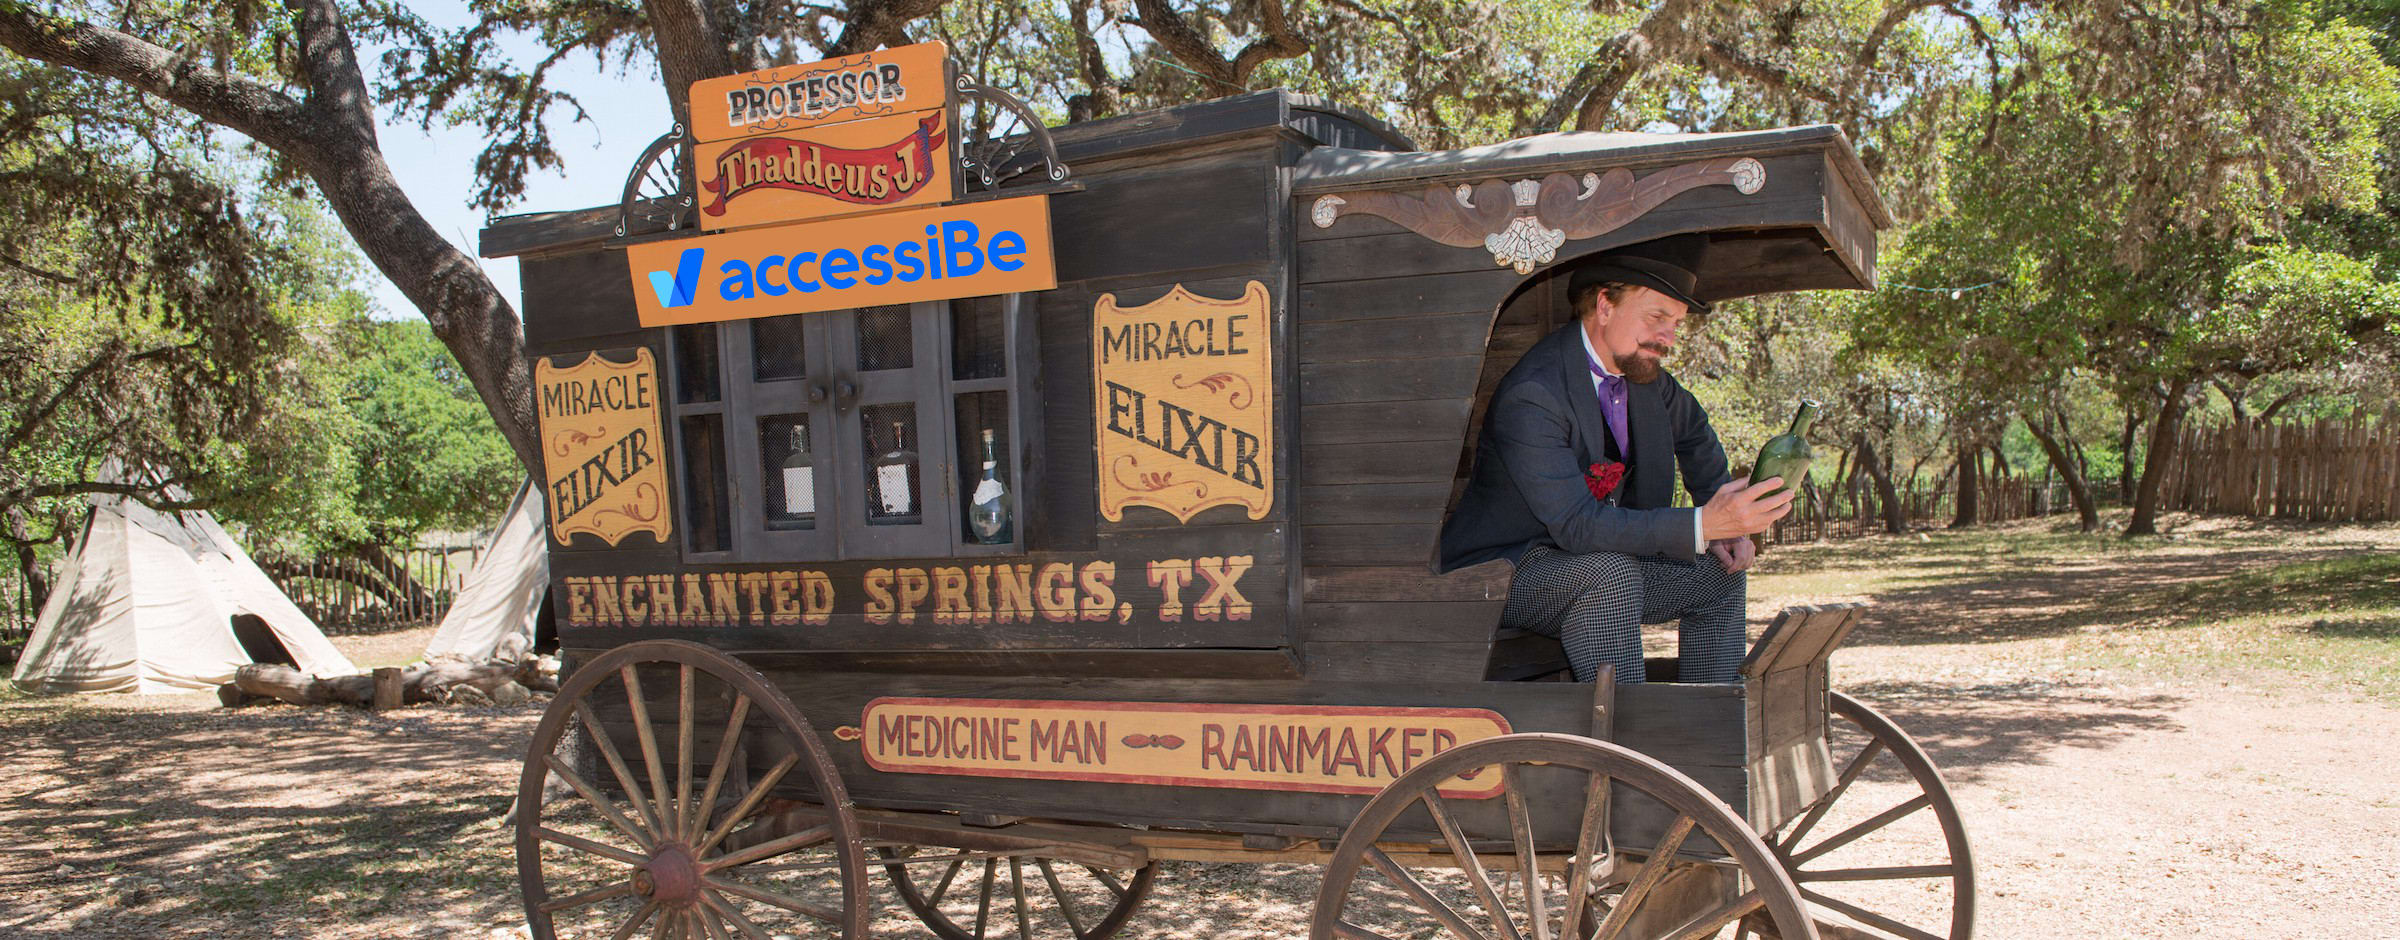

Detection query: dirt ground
xmin=4 ymin=512 xmax=2396 ymax=938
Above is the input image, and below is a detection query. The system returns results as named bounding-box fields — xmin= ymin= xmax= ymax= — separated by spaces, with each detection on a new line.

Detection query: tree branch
xmin=2 ymin=480 xmax=213 ymax=513
xmin=1701 ymin=39 xmax=1839 ymax=104
xmin=829 ymin=0 xmax=948 ymax=57
xmin=0 ymin=249 xmax=77 ymax=285
xmin=0 ymin=1 xmax=307 ymax=145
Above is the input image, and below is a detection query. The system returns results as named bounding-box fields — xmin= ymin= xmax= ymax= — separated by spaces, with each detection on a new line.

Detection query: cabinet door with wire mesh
xmin=827 ymin=302 xmax=955 ymax=558
xmin=725 ymin=312 xmax=843 ymax=560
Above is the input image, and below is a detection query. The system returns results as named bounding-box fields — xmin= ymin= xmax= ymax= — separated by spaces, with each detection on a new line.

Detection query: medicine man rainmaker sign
xmin=840 ymin=697 xmax=1513 ymax=798
xmin=535 ymin=348 xmax=673 ymax=546
xmin=1092 ymin=281 xmax=1276 ymax=523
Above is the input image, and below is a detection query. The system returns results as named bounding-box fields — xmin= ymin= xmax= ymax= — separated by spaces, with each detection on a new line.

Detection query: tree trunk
xmin=2022 ymin=409 xmax=2100 ymax=531
xmin=2119 ymin=407 xmax=2144 ymax=501
xmin=1853 ymin=432 xmax=1908 ymax=534
xmin=1950 ymin=440 xmax=1981 ymax=528
xmin=2125 ymin=378 xmax=2194 ymax=537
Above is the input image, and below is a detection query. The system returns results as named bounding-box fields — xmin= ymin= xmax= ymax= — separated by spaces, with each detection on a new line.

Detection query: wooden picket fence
xmin=2 ymin=569 xmax=32 ymax=659
xmin=264 ymin=545 xmax=486 ymax=634
xmin=1762 ymin=476 xmax=2068 ymax=546
xmin=2155 ymin=415 xmax=2400 ymax=523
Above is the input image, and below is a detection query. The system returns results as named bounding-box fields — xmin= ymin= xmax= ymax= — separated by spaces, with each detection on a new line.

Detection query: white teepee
xmin=11 ymin=494 xmax=358 ymax=694
xmin=423 ymin=484 xmax=548 ymax=662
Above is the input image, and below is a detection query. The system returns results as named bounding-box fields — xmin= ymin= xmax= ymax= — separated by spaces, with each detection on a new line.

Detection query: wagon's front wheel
xmin=881 ymin=845 xmax=1159 ymax=939
xmin=515 ymin=639 xmax=871 ymax=939
xmin=1746 ymin=691 xmax=1975 ymax=940
xmin=1312 ymin=732 xmax=1817 ymax=940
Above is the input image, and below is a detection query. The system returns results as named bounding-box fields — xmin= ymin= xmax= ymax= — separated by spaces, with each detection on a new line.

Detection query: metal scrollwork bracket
xmin=952 ymin=78 xmax=1071 ymax=193
xmin=615 ymin=123 xmax=696 ymax=239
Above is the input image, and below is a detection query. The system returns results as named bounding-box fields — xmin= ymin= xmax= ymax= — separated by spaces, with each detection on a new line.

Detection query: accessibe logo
xmin=647 ymin=249 xmax=706 ymax=309
xmin=625 ymin=195 xmax=1056 ymax=327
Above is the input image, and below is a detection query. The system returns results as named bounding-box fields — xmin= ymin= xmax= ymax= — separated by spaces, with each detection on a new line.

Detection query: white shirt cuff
xmin=1693 ymin=509 xmax=1706 ymax=554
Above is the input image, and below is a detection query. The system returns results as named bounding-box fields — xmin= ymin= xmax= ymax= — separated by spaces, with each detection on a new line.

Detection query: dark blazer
xmin=1436 ymin=324 xmax=1733 ymax=572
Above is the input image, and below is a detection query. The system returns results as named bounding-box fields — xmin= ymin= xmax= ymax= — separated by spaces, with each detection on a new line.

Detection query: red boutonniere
xmin=1585 ymin=461 xmax=1626 ymax=501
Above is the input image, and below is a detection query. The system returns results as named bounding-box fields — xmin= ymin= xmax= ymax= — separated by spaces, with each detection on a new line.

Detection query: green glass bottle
xmin=1750 ymin=399 xmax=1819 ymax=497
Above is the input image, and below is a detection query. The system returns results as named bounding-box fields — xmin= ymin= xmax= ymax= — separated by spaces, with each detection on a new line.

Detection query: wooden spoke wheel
xmin=1748 ymin=692 xmax=1975 ymax=940
xmin=515 ymin=640 xmax=870 ymax=939
xmin=879 ymin=845 xmax=1158 ymax=940
xmin=1312 ymin=732 xmax=1817 ymax=940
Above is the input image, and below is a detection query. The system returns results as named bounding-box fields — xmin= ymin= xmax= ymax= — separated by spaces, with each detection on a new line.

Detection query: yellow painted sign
xmin=625 ymin=195 xmax=1057 ymax=327
xmin=844 ymin=697 xmax=1513 ymax=798
xmin=687 ymin=41 xmax=950 ymax=143
xmin=536 ymin=349 xmax=673 ymax=546
xmin=1093 ymin=282 xmax=1275 ymax=522
xmin=695 ymin=110 xmax=953 ymax=231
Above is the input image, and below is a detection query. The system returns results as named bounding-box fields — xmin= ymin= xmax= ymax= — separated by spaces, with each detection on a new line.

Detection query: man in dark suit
xmin=1437 ymin=234 xmax=1795 ymax=684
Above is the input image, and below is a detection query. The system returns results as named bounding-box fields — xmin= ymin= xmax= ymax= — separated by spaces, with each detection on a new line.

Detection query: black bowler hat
xmin=1568 ymin=234 xmax=1712 ymax=315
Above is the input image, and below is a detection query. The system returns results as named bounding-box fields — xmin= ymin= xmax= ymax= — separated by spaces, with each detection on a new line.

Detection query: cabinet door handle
xmin=808 ymin=383 xmax=829 ymax=404
xmin=834 ymin=380 xmax=858 ymax=404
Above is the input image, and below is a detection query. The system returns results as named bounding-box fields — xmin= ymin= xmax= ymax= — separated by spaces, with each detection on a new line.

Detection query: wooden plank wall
xmin=1292 ymin=208 xmax=1536 ymax=680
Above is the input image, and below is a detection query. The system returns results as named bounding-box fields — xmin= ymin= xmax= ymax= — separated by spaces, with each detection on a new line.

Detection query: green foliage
xmin=335 ymin=319 xmax=523 ymax=547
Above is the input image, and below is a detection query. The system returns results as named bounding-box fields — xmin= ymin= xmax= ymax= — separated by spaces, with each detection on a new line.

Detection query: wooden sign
xmin=687 ymin=41 xmax=950 ymax=143
xmin=556 ymin=555 xmax=1258 ymax=629
xmin=624 ymin=194 xmax=1056 ymax=327
xmin=535 ymin=348 xmax=673 ymax=546
xmin=694 ymin=110 xmax=954 ymax=231
xmin=688 ymin=43 xmax=955 ymax=231
xmin=1093 ymin=282 xmax=1275 ymax=523
xmin=842 ymin=697 xmax=1512 ymax=797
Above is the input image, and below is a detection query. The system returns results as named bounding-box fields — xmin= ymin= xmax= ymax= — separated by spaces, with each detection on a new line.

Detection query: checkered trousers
xmin=1499 ymin=545 xmax=1748 ymax=684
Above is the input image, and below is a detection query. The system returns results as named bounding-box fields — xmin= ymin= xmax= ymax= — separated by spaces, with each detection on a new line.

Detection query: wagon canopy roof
xmin=1293 ymin=124 xmax=1892 ymax=230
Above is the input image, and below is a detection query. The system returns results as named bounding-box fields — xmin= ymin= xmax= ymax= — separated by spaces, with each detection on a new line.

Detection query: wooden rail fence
xmin=2156 ymin=416 xmax=2400 ymax=523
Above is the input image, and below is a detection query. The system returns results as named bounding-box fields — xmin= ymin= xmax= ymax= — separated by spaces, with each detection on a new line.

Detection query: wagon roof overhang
xmin=1293 ymin=124 xmax=1892 ymax=229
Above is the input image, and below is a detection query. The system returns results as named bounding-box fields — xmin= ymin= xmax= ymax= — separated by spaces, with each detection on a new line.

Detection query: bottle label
xmin=973 ymin=478 xmax=1005 ymax=504
xmin=781 ymin=466 xmax=815 ymax=514
xmin=877 ymin=464 xmax=913 ymax=514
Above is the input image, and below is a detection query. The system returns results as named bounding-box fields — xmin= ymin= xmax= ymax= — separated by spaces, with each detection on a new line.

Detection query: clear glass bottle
xmin=776 ymin=423 xmax=814 ymax=528
xmin=967 ymin=428 xmax=1012 ymax=544
xmin=870 ymin=420 xmax=920 ymax=522
xmin=1751 ymin=399 xmax=1819 ymax=498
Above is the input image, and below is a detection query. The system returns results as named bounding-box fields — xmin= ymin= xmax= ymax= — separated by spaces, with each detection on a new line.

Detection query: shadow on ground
xmin=0 ymin=700 xmax=533 ymax=938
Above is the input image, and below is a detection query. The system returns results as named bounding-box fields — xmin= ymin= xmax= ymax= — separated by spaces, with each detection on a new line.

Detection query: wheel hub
xmin=639 ymin=844 xmax=700 ymax=904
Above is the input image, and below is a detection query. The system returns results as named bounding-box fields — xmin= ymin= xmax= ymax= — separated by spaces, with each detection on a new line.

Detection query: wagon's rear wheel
xmin=516 ymin=639 xmax=870 ymax=939
xmin=1312 ymin=732 xmax=1818 ymax=940
xmin=880 ymin=845 xmax=1158 ymax=939
xmin=1746 ymin=692 xmax=1974 ymax=940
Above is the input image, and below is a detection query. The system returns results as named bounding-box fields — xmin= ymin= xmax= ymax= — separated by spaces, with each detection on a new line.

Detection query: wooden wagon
xmin=480 ymin=49 xmax=1970 ymax=940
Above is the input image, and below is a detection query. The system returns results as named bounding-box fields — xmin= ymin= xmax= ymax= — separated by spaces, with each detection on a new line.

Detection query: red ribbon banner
xmin=701 ymin=113 xmax=947 ymax=216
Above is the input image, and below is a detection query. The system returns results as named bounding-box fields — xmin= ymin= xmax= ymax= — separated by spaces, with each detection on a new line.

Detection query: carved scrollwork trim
xmin=1307 ymin=156 xmax=1769 ymax=273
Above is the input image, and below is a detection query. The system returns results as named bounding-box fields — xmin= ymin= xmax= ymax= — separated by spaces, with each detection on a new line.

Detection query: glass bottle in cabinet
xmin=868 ymin=419 xmax=921 ymax=524
xmin=967 ymin=428 xmax=1012 ymax=544
xmin=772 ymin=424 xmax=815 ymax=530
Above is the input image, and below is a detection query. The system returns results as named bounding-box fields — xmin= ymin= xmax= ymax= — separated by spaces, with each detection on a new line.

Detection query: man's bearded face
xmin=1585 ymin=285 xmax=1688 ymax=383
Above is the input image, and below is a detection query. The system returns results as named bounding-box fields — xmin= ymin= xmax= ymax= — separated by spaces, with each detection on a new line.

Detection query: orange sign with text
xmin=688 ymin=41 xmax=950 ymax=143
xmin=695 ymin=109 xmax=953 ymax=231
xmin=844 ymin=697 xmax=1514 ymax=798
xmin=625 ymin=195 xmax=1056 ymax=327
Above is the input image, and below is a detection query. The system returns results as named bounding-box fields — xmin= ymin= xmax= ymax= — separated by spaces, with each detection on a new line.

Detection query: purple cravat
xmin=1586 ymin=354 xmax=1630 ymax=460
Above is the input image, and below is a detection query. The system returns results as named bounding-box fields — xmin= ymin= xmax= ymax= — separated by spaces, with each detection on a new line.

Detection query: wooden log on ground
xmin=404 ymin=661 xmax=525 ymax=704
xmin=234 ymin=663 xmax=331 ymax=706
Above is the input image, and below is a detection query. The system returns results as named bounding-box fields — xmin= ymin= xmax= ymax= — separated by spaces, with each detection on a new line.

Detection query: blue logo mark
xmin=646 ymin=248 xmax=705 ymax=308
